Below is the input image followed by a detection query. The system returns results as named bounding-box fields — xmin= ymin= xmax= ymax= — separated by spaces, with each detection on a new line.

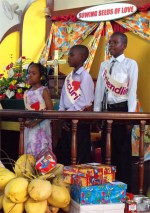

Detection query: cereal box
xmin=63 ymin=163 xmax=116 ymax=186
xmin=71 ymin=181 xmax=127 ymax=205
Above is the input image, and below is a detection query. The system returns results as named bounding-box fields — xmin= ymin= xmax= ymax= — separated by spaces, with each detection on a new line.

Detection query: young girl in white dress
xmin=24 ymin=62 xmax=53 ymax=157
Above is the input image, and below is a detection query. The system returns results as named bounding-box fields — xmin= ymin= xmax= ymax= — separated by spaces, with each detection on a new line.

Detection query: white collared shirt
xmin=94 ymin=54 xmax=138 ymax=112
xmin=59 ymin=66 xmax=94 ymax=111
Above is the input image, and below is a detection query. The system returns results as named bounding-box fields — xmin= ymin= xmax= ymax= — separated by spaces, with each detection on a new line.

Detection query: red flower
xmin=60 ymin=15 xmax=70 ymax=22
xmin=51 ymin=16 xmax=61 ymax=21
xmin=0 ymin=94 xmax=6 ymax=99
xmin=15 ymin=73 xmax=22 ymax=77
xmin=6 ymin=63 xmax=13 ymax=70
xmin=51 ymin=14 xmax=77 ymax=22
xmin=15 ymin=93 xmax=24 ymax=99
xmin=21 ymin=56 xmax=26 ymax=59
xmin=138 ymin=3 xmax=150 ymax=12
xmin=0 ymin=74 xmax=4 ymax=79
xmin=69 ymin=15 xmax=77 ymax=22
xmin=9 ymin=84 xmax=16 ymax=90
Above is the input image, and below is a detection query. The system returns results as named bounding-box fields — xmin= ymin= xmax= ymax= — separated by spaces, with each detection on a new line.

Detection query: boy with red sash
xmin=94 ymin=32 xmax=138 ymax=192
xmin=58 ymin=44 xmax=94 ymax=165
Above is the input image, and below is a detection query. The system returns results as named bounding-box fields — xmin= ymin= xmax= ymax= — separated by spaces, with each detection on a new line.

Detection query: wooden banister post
xmin=106 ymin=120 xmax=113 ymax=165
xmin=18 ymin=118 xmax=25 ymax=156
xmin=139 ymin=120 xmax=146 ymax=194
xmin=71 ymin=119 xmax=78 ymax=165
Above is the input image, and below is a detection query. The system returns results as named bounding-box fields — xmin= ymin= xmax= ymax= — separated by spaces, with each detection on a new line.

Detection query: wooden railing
xmin=0 ymin=109 xmax=150 ymax=194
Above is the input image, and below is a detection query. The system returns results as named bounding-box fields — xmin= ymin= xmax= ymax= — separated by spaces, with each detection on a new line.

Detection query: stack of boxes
xmin=63 ymin=163 xmax=127 ymax=213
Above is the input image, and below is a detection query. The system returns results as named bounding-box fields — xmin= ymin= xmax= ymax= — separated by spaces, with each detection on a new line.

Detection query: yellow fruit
xmin=51 ymin=164 xmax=64 ymax=176
xmin=25 ymin=197 xmax=47 ymax=213
xmin=45 ymin=205 xmax=59 ymax=213
xmin=38 ymin=172 xmax=55 ymax=180
xmin=3 ymin=196 xmax=24 ymax=213
xmin=52 ymin=175 xmax=71 ymax=193
xmin=28 ymin=178 xmax=52 ymax=201
xmin=62 ymin=203 xmax=71 ymax=212
xmin=0 ymin=192 xmax=4 ymax=210
xmin=47 ymin=184 xmax=70 ymax=208
xmin=5 ymin=177 xmax=29 ymax=203
xmin=14 ymin=154 xmax=36 ymax=178
xmin=0 ymin=167 xmax=16 ymax=190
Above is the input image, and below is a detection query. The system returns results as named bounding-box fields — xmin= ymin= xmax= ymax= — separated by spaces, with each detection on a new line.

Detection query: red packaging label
xmin=36 ymin=148 xmax=57 ymax=174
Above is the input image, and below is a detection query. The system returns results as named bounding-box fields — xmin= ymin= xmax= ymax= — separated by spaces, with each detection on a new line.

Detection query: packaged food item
xmin=36 ymin=148 xmax=57 ymax=174
xmin=126 ymin=192 xmax=134 ymax=201
xmin=70 ymin=199 xmax=125 ymax=213
xmin=63 ymin=163 xmax=116 ymax=186
xmin=71 ymin=181 xmax=127 ymax=205
xmin=133 ymin=194 xmax=146 ymax=212
xmin=125 ymin=200 xmax=137 ymax=213
xmin=133 ymin=194 xmax=145 ymax=204
xmin=142 ymin=198 xmax=150 ymax=211
xmin=138 ymin=198 xmax=150 ymax=212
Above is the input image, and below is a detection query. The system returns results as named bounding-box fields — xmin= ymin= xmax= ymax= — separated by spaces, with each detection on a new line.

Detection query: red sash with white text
xmin=65 ymin=72 xmax=81 ymax=104
xmin=102 ymin=68 xmax=129 ymax=97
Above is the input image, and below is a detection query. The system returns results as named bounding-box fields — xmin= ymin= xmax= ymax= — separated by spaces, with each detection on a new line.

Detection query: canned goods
xmin=133 ymin=194 xmax=147 ymax=212
xmin=143 ymin=198 xmax=150 ymax=204
xmin=133 ymin=194 xmax=145 ymax=204
xmin=125 ymin=200 xmax=137 ymax=213
xmin=142 ymin=198 xmax=150 ymax=211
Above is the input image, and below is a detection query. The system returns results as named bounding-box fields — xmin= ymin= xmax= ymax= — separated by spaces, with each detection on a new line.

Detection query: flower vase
xmin=0 ymin=99 xmax=25 ymax=110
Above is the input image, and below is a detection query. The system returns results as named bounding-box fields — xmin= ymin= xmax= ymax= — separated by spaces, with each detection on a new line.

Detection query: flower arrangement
xmin=0 ymin=56 xmax=31 ymax=99
xmin=51 ymin=15 xmax=77 ymax=22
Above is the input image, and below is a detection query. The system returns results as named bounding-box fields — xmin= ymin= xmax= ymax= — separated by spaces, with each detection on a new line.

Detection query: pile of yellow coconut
xmin=0 ymin=154 xmax=71 ymax=213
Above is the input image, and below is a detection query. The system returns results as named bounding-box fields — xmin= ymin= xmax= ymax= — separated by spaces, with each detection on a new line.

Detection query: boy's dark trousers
xmin=101 ymin=101 xmax=132 ymax=192
xmin=56 ymin=121 xmax=92 ymax=165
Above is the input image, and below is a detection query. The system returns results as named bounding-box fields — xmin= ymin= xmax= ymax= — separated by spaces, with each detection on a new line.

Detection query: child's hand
xmin=83 ymin=105 xmax=93 ymax=111
xmin=24 ymin=120 xmax=39 ymax=128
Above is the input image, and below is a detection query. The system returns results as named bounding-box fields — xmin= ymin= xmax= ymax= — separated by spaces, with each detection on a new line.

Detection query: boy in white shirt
xmin=58 ymin=44 xmax=94 ymax=165
xmin=94 ymin=32 xmax=138 ymax=192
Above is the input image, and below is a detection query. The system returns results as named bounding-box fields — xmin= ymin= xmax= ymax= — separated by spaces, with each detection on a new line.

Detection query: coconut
xmin=45 ymin=205 xmax=59 ymax=213
xmin=52 ymin=175 xmax=71 ymax=193
xmin=62 ymin=203 xmax=71 ymax=212
xmin=4 ymin=177 xmax=29 ymax=203
xmin=28 ymin=178 xmax=52 ymax=201
xmin=50 ymin=164 xmax=64 ymax=176
xmin=14 ymin=154 xmax=36 ymax=178
xmin=25 ymin=197 xmax=47 ymax=213
xmin=3 ymin=196 xmax=24 ymax=213
xmin=0 ymin=167 xmax=16 ymax=190
xmin=47 ymin=184 xmax=70 ymax=208
xmin=0 ymin=192 xmax=4 ymax=210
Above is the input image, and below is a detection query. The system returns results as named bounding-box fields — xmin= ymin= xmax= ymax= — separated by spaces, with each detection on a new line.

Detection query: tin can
xmin=142 ymin=198 xmax=150 ymax=211
xmin=133 ymin=194 xmax=145 ymax=204
xmin=133 ymin=194 xmax=147 ymax=212
xmin=125 ymin=200 xmax=137 ymax=213
xmin=143 ymin=198 xmax=150 ymax=204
